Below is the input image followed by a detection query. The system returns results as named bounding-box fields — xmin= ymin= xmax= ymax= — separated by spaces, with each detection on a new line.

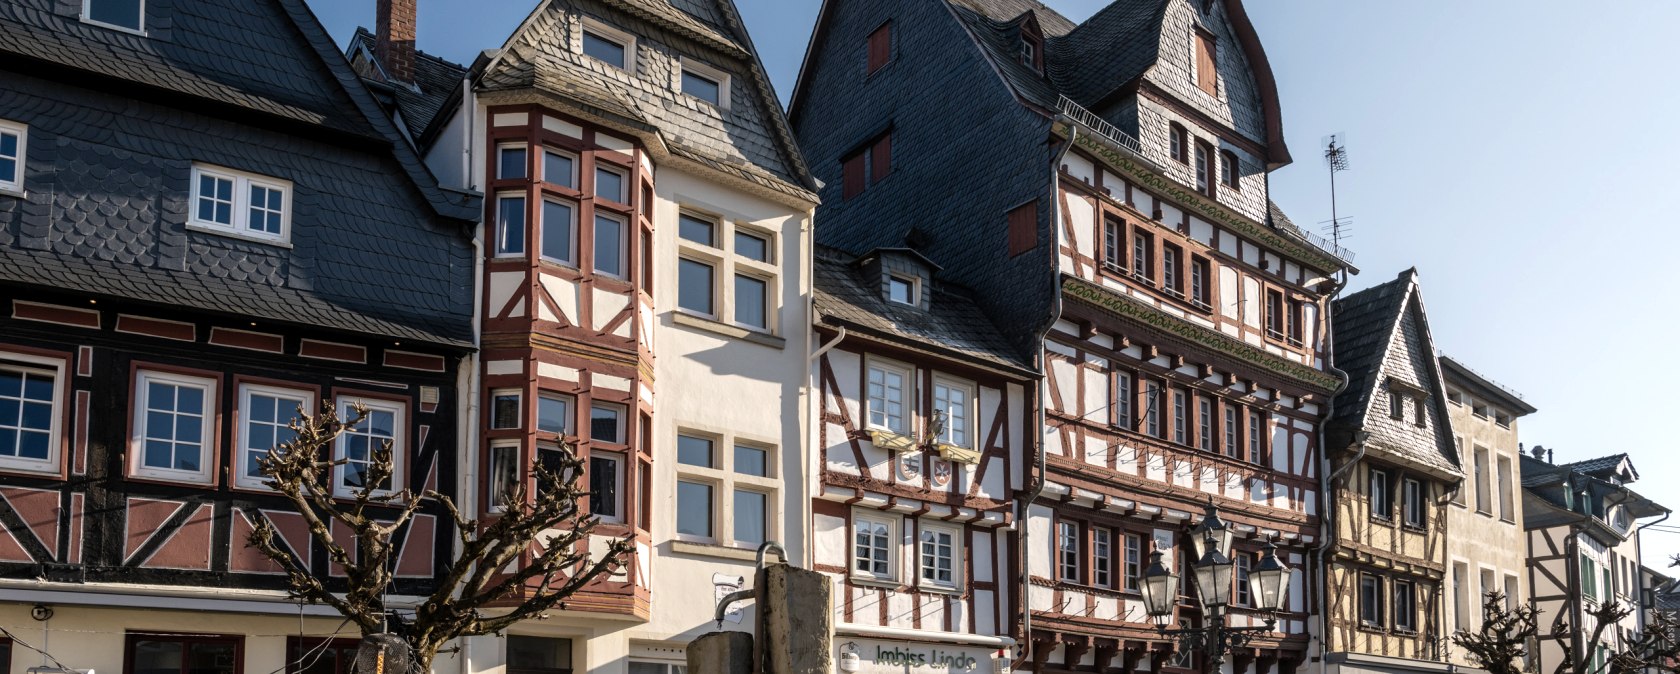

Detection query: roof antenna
xmin=1321 ymin=133 xmax=1353 ymax=250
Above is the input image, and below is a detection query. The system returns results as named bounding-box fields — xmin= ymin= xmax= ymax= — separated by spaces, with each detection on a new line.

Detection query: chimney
xmin=375 ymin=0 xmax=416 ymax=83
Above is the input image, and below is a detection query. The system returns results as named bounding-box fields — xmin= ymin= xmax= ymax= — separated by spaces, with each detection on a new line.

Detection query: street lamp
xmin=1140 ymin=507 xmax=1292 ymax=674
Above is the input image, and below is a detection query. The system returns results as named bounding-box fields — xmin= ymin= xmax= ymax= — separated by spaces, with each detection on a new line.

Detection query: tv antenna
xmin=1322 ymin=133 xmax=1352 ymax=249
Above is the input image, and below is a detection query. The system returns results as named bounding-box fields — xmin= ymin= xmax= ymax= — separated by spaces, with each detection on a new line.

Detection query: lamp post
xmin=1138 ymin=507 xmax=1292 ymax=674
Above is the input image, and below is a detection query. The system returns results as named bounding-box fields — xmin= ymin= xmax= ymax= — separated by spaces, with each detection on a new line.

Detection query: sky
xmin=303 ymin=1 xmax=1680 ymax=565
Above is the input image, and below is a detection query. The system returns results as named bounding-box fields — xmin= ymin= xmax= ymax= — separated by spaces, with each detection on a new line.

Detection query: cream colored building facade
xmin=1439 ymin=356 xmax=1536 ymax=666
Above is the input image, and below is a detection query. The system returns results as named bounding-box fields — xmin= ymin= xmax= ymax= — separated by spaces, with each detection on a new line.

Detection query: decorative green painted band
xmin=1061 ymin=276 xmax=1344 ymax=393
xmin=1063 ymin=127 xmax=1345 ymax=273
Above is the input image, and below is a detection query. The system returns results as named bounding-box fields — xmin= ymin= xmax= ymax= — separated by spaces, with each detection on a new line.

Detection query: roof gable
xmin=476 ymin=0 xmax=815 ymax=202
xmin=1331 ymin=270 xmax=1461 ymax=477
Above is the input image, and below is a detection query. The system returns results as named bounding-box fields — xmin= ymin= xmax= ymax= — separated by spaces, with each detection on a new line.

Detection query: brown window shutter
xmin=1196 ymin=32 xmax=1218 ymax=95
xmin=1007 ymin=200 xmax=1037 ymax=257
xmin=871 ymin=134 xmax=892 ymax=184
xmin=842 ymin=153 xmax=866 ymax=199
xmin=868 ymin=22 xmax=891 ymax=74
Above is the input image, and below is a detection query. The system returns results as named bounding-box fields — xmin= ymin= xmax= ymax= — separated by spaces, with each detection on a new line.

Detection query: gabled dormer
xmin=1013 ymin=11 xmax=1044 ymax=75
xmin=858 ymin=247 xmax=942 ymax=313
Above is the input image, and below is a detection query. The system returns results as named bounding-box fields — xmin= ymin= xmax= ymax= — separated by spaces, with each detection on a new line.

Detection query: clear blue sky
xmin=303 ymin=0 xmax=1680 ymax=565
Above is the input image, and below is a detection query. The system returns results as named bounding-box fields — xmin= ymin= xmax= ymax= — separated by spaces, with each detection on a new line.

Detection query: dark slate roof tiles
xmin=813 ymin=247 xmax=1031 ymax=374
xmin=1328 ymin=274 xmax=1409 ymax=430
xmin=350 ymin=28 xmax=469 ymax=141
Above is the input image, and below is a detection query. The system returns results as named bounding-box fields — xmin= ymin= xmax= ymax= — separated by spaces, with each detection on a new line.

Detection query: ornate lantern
xmin=1250 ymin=539 xmax=1292 ymax=613
xmin=1139 ymin=549 xmax=1179 ymax=627
xmin=1188 ymin=500 xmax=1234 ymax=560
xmin=1190 ymin=532 xmax=1234 ymax=608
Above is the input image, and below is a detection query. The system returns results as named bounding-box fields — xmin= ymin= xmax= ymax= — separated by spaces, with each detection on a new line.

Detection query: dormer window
xmin=84 ymin=0 xmax=144 ymax=33
xmin=681 ymin=59 xmax=730 ymax=108
xmin=581 ymin=22 xmax=635 ymax=71
xmin=887 ymin=275 xmax=918 ymax=306
xmin=189 ymin=164 xmax=291 ymax=245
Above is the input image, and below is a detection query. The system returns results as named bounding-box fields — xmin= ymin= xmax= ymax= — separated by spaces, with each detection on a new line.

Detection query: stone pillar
xmin=758 ymin=564 xmax=833 ymax=674
xmin=688 ymin=632 xmax=754 ymax=674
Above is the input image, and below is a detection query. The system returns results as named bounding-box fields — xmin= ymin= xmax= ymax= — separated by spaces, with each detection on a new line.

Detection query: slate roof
xmin=349 ymin=28 xmax=469 ymax=142
xmin=1044 ymin=0 xmax=1166 ymax=107
xmin=813 ymin=247 xmax=1032 ymax=376
xmin=1561 ymin=453 xmax=1637 ymax=480
xmin=1329 ymin=269 xmax=1461 ymax=476
xmin=0 ymin=0 xmax=478 ymax=347
xmin=475 ymin=0 xmax=816 ymax=203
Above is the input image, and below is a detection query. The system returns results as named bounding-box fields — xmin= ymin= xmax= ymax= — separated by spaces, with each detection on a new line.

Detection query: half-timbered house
xmin=1438 ymin=355 xmax=1536 ymax=658
xmin=1523 ymin=452 xmax=1667 ymax=674
xmin=809 ymin=245 xmax=1035 ymax=670
xmin=1321 ymin=271 xmax=1462 ymax=674
xmin=791 ymin=0 xmax=1355 ymax=671
xmin=349 ymin=0 xmax=820 ymax=670
xmin=0 ymin=0 xmax=479 ymax=672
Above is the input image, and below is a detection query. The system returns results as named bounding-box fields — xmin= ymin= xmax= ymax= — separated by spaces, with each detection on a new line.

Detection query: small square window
xmin=919 ymin=523 xmax=961 ymax=590
xmin=541 ymin=199 xmax=576 ymax=264
xmin=854 ymin=513 xmax=896 ymax=580
xmin=887 ymin=275 xmax=916 ymax=306
xmin=679 ymin=213 xmax=716 ymax=246
xmin=537 ymin=393 xmax=572 ymax=436
xmin=498 ymin=145 xmax=528 ymax=180
xmin=678 ymin=434 xmax=714 ymax=468
xmin=735 ymin=231 xmax=770 ymax=262
xmin=682 ymin=68 xmax=721 ymax=106
xmin=196 ymin=173 xmax=235 ymax=225
xmin=582 ymin=28 xmax=629 ymax=69
xmin=734 ymin=444 xmax=768 ymax=477
xmin=596 ymin=166 xmax=627 ymax=203
xmin=590 ymin=402 xmax=625 ymax=444
xmin=84 ymin=0 xmax=143 ymax=32
xmin=0 ymin=121 xmax=27 ymax=193
xmin=490 ymin=390 xmax=521 ymax=429
xmin=543 ymin=149 xmax=575 ymax=188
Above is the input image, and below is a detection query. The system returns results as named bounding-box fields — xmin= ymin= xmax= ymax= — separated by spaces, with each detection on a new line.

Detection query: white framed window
xmin=188 ymin=164 xmax=292 ymax=244
xmin=918 ymin=521 xmax=961 ymax=591
xmin=487 ymin=440 xmax=521 ymax=512
xmin=541 ymin=198 xmax=576 ymax=265
xmin=595 ymin=165 xmax=627 ymax=203
xmin=542 ymin=147 xmax=576 ymax=188
xmin=537 ymin=392 xmax=573 ymax=436
xmin=886 ymin=274 xmax=918 ymax=306
xmin=675 ymin=211 xmax=780 ymax=335
xmin=498 ymin=143 xmax=528 ymax=180
xmin=490 ymin=388 xmax=521 ymax=429
xmin=235 ymin=383 xmax=313 ymax=489
xmin=1394 ymin=579 xmax=1417 ymax=632
xmin=677 ymin=256 xmax=717 ymax=316
xmin=0 ymin=120 xmax=25 ymax=194
xmin=1234 ymin=551 xmax=1253 ymax=606
xmin=1123 ymin=532 xmax=1143 ymax=591
xmin=676 ymin=431 xmax=779 ymax=548
xmin=931 ymin=377 xmax=973 ymax=448
xmin=132 ymin=370 xmax=217 ymax=483
xmin=1359 ymin=573 xmax=1384 ymax=627
xmin=579 ymin=20 xmax=636 ymax=71
xmin=733 ymin=273 xmax=768 ymax=330
xmin=1092 ymin=527 xmax=1113 ymax=589
xmin=589 ymin=451 xmax=625 ymax=523
xmin=1057 ymin=520 xmax=1080 ymax=582
xmin=1115 ymin=371 xmax=1133 ymax=430
xmin=853 ymin=511 xmax=897 ymax=581
xmin=590 ymin=401 xmax=626 ymax=444
xmin=1403 ymin=477 xmax=1426 ymax=527
xmin=82 ymin=0 xmax=144 ymax=33
xmin=594 ymin=212 xmax=626 ymax=278
xmin=865 ymin=358 xmax=912 ymax=434
xmin=679 ymin=212 xmax=717 ymax=247
xmin=495 ymin=193 xmax=527 ymax=257
xmin=735 ymin=230 xmax=770 ymax=262
xmin=1143 ymin=381 xmax=1162 ymax=437
xmin=680 ymin=58 xmax=731 ymax=109
xmin=0 ymin=351 xmax=65 ymax=474
xmin=333 ymin=396 xmax=406 ymax=497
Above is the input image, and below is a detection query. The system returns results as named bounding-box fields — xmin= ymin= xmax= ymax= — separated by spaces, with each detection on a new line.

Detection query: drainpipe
xmin=1016 ymin=125 xmax=1076 ymax=670
xmin=1313 ymin=272 xmax=1354 ymax=674
xmin=458 ymin=87 xmax=485 ymax=674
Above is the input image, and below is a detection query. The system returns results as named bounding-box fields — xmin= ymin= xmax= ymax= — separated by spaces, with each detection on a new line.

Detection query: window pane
xmin=0 ymin=157 xmax=14 ymax=184
xmin=887 ymin=277 xmax=913 ymax=305
xmin=131 ymin=640 xmax=183 ymax=674
xmin=735 ymin=232 xmax=769 ymax=262
xmin=678 ymin=434 xmax=713 ymax=467
xmin=590 ymin=455 xmax=619 ymax=519
xmin=499 ymin=146 xmax=528 ymax=180
xmin=677 ymin=258 xmax=715 ymax=314
xmin=489 ymin=444 xmax=518 ymax=509
xmin=594 ymin=215 xmax=623 ymax=276
xmin=497 ymin=197 xmax=526 ymax=256
xmin=734 ymin=445 xmax=768 ymax=477
xmin=491 ymin=393 xmax=520 ymax=429
xmin=542 ymin=200 xmax=575 ymax=263
xmin=734 ymin=274 xmax=767 ymax=328
xmin=733 ymin=489 xmax=766 ymax=545
xmin=0 ymin=370 xmax=53 ymax=460
xmin=677 ymin=480 xmax=713 ymax=537
xmin=682 ymin=69 xmax=721 ymax=105
xmin=596 ymin=167 xmax=625 ymax=202
xmin=87 ymin=0 xmax=142 ymax=30
xmin=679 ymin=214 xmax=715 ymax=246
xmin=544 ymin=151 xmax=574 ymax=187
xmin=590 ymin=403 xmax=623 ymax=443
xmin=507 ymin=636 xmax=573 ymax=672
xmin=537 ymin=395 xmax=571 ymax=435
xmin=582 ymin=30 xmax=627 ymax=68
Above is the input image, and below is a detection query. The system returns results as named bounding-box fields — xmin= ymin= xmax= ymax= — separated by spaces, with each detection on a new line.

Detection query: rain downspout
xmin=1017 ymin=125 xmax=1076 ymax=669
xmin=1314 ymin=272 xmax=1355 ymax=674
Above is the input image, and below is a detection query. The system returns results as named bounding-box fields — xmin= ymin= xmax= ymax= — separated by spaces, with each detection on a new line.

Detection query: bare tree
xmin=1453 ymin=592 xmax=1541 ymax=674
xmin=1550 ymin=599 xmax=1632 ymax=674
xmin=246 ymin=402 xmax=633 ymax=671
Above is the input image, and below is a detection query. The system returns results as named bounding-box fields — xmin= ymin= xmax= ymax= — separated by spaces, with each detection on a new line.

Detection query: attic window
xmin=1194 ymin=29 xmax=1219 ymax=96
xmin=189 ymin=164 xmax=291 ymax=245
xmin=681 ymin=59 xmax=730 ymax=108
xmin=581 ymin=22 xmax=635 ymax=71
xmin=83 ymin=0 xmax=144 ymax=33
xmin=842 ymin=132 xmax=892 ymax=199
xmin=887 ymin=275 xmax=918 ymax=306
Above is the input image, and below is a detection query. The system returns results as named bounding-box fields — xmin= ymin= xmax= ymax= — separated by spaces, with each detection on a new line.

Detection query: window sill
xmin=670 ymin=539 xmax=759 ymax=562
xmin=915 ymin=583 xmax=964 ymax=596
xmin=185 ymin=223 xmax=293 ymax=249
xmin=673 ymin=312 xmax=786 ymax=349
xmin=850 ymin=575 xmax=905 ymax=591
xmin=0 ymin=185 xmax=23 ymax=199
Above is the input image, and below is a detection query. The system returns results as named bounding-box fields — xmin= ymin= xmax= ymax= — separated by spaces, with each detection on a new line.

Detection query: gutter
xmin=1016 ymin=126 xmax=1076 ymax=669
xmin=837 ymin=622 xmax=1016 ymax=649
xmin=1313 ymin=271 xmax=1355 ymax=674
